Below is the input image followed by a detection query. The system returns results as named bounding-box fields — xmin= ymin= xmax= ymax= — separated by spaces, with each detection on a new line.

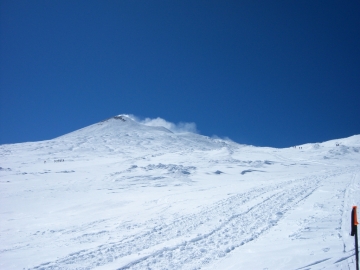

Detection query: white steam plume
xmin=126 ymin=115 xmax=198 ymax=133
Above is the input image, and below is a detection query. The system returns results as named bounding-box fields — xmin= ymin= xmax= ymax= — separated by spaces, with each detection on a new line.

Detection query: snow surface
xmin=1 ymin=115 xmax=359 ymax=270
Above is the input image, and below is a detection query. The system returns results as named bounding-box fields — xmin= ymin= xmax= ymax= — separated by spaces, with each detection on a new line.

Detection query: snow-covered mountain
xmin=1 ymin=115 xmax=359 ymax=270
xmin=56 ymin=114 xmax=237 ymax=154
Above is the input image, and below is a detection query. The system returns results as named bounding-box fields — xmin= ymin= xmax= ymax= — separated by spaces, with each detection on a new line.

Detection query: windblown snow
xmin=1 ymin=115 xmax=359 ymax=270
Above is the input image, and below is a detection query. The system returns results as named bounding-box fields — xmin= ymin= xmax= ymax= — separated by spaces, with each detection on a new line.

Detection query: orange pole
xmin=354 ymin=206 xmax=359 ymax=225
xmin=352 ymin=206 xmax=359 ymax=270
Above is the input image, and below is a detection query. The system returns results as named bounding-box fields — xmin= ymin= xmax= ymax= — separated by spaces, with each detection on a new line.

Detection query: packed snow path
xmin=1 ymin=116 xmax=359 ymax=269
xmin=26 ymin=168 xmax=359 ymax=270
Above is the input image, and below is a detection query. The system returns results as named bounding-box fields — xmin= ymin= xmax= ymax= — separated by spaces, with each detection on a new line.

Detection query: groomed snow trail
xmin=30 ymin=167 xmax=355 ymax=270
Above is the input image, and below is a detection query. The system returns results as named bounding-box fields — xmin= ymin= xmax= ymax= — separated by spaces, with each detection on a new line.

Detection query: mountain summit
xmin=54 ymin=115 xmax=234 ymax=156
xmin=59 ymin=114 xmax=173 ymax=138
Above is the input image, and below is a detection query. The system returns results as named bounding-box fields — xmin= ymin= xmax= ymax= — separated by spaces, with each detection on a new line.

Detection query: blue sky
xmin=1 ymin=1 xmax=359 ymax=147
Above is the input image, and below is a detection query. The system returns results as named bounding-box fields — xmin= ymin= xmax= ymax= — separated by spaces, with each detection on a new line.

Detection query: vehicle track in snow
xmin=31 ymin=167 xmax=356 ymax=270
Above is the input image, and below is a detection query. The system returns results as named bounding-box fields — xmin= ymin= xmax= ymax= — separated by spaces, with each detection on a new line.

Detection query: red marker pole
xmin=351 ymin=206 xmax=359 ymax=270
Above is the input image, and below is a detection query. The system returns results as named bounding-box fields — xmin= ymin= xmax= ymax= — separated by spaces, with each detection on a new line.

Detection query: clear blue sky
xmin=1 ymin=1 xmax=359 ymax=147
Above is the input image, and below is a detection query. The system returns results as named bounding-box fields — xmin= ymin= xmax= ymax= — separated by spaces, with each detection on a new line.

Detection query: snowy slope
xmin=0 ymin=115 xmax=359 ymax=270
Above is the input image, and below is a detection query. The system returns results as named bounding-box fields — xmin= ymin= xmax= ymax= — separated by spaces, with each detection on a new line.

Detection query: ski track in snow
xmin=29 ymin=167 xmax=356 ymax=270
